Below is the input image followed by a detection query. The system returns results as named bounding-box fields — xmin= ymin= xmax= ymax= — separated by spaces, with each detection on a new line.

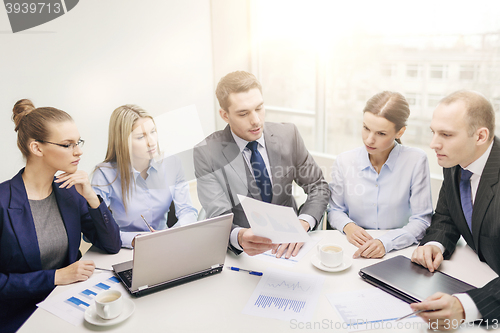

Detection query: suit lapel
xmin=264 ymin=124 xmax=281 ymax=204
xmin=472 ymin=138 xmax=500 ymax=248
xmin=7 ymin=169 xmax=42 ymax=271
xmin=220 ymin=126 xmax=259 ymax=199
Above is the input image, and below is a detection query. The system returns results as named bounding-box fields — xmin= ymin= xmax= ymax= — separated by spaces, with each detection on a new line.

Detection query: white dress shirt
xmin=426 ymin=141 xmax=493 ymax=322
xmin=229 ymin=130 xmax=316 ymax=250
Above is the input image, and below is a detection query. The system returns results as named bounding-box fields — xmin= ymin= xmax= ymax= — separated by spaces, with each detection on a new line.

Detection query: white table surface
xmin=19 ymin=230 xmax=499 ymax=333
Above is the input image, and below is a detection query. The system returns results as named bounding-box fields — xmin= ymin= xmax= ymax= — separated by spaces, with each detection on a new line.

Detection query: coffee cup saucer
xmin=311 ymin=254 xmax=352 ymax=272
xmin=85 ymin=298 xmax=135 ymax=326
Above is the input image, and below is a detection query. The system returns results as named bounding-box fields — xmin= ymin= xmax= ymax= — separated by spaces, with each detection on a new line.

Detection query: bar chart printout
xmin=242 ymin=267 xmax=325 ymax=321
xmin=37 ymin=272 xmax=124 ymax=326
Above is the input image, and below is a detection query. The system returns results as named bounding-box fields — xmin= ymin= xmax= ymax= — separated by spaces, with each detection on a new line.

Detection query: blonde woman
xmin=92 ymin=105 xmax=198 ymax=248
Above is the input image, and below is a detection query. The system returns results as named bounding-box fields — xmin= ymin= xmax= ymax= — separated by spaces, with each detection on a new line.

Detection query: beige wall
xmin=0 ymin=0 xmax=216 ymax=181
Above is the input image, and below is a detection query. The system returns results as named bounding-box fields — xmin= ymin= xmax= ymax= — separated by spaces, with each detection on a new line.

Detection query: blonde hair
xmin=12 ymin=99 xmax=73 ymax=159
xmin=98 ymin=104 xmax=156 ymax=210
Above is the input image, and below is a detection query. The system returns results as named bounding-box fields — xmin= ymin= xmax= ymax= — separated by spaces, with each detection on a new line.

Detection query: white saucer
xmin=84 ymin=298 xmax=135 ymax=326
xmin=311 ymin=254 xmax=352 ymax=272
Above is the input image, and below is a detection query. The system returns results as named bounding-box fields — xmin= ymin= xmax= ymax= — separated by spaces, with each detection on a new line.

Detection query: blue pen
xmin=230 ymin=266 xmax=263 ymax=276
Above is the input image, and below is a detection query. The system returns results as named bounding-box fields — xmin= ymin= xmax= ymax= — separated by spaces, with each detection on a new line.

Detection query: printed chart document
xmin=326 ymin=288 xmax=425 ymax=331
xmin=242 ymin=267 xmax=325 ymax=321
xmin=243 ymin=235 xmax=320 ymax=267
xmin=238 ymin=195 xmax=311 ymax=243
xmin=37 ymin=271 xmax=128 ymax=326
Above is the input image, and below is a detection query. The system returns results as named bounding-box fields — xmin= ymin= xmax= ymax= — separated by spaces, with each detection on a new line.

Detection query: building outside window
xmin=406 ymin=64 xmax=422 ymax=78
xmin=250 ymin=0 xmax=500 ymax=176
xmin=460 ymin=65 xmax=477 ymax=80
xmin=429 ymin=65 xmax=448 ymax=79
xmin=381 ymin=63 xmax=397 ymax=77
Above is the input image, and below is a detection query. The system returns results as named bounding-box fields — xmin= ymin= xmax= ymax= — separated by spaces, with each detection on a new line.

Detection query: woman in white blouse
xmin=327 ymin=91 xmax=432 ymax=259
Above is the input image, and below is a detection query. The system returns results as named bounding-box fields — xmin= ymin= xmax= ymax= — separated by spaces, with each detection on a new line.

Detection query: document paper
xmin=242 ymin=267 xmax=325 ymax=321
xmin=326 ymin=288 xmax=425 ymax=331
xmin=37 ymin=271 xmax=128 ymax=326
xmin=238 ymin=195 xmax=311 ymax=243
xmin=243 ymin=234 xmax=320 ymax=267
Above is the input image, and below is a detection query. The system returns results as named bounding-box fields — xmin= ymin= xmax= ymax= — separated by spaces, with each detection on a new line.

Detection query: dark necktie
xmin=246 ymin=141 xmax=272 ymax=203
xmin=459 ymin=168 xmax=473 ymax=232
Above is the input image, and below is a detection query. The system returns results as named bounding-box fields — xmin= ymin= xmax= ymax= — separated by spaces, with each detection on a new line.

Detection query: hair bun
xmin=12 ymin=99 xmax=35 ymax=132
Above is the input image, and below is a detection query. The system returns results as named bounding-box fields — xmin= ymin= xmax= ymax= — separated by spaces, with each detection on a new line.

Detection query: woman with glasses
xmin=0 ymin=99 xmax=121 ymax=333
xmin=327 ymin=91 xmax=433 ymax=259
xmin=91 ymin=105 xmax=198 ymax=248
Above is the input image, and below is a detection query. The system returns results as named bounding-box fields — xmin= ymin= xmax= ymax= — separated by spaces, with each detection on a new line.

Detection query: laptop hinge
xmin=138 ymin=285 xmax=149 ymax=291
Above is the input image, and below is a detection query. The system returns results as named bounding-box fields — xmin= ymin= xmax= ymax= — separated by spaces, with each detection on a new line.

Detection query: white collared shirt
xmin=230 ymin=130 xmax=273 ymax=185
xmin=462 ymin=141 xmax=494 ymax=204
xmin=427 ymin=140 xmax=494 ymax=322
xmin=228 ymin=129 xmax=316 ymax=251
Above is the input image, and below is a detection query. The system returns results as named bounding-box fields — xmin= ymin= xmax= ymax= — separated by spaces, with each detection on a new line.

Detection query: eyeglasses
xmin=36 ymin=139 xmax=85 ymax=149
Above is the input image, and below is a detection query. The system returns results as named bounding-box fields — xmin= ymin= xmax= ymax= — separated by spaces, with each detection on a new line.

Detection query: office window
xmin=406 ymin=64 xmax=422 ymax=78
xmin=356 ymin=90 xmax=370 ymax=102
xmin=249 ymin=0 xmax=500 ymax=176
xmin=460 ymin=65 xmax=476 ymax=80
xmin=260 ymin=41 xmax=316 ymax=111
xmin=427 ymin=94 xmax=443 ymax=108
xmin=430 ymin=65 xmax=448 ymax=79
xmin=493 ymin=98 xmax=500 ymax=112
xmin=406 ymin=93 xmax=421 ymax=107
xmin=381 ymin=63 xmax=397 ymax=77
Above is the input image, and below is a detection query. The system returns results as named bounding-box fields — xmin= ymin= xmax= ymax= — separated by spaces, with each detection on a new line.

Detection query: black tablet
xmin=359 ymin=255 xmax=476 ymax=303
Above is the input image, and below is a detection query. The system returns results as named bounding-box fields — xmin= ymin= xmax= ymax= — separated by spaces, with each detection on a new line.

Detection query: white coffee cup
xmin=317 ymin=244 xmax=343 ymax=267
xmin=95 ymin=290 xmax=123 ymax=320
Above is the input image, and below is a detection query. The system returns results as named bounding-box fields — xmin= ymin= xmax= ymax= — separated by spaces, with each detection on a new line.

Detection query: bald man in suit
xmin=411 ymin=90 xmax=500 ymax=329
xmin=194 ymin=71 xmax=329 ymax=258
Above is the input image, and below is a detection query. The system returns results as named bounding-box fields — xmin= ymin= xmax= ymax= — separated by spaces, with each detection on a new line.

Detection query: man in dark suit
xmin=194 ymin=71 xmax=329 ymax=258
xmin=411 ymin=90 xmax=500 ymax=329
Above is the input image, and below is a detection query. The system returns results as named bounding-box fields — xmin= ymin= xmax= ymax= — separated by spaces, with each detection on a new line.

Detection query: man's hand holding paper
xmin=237 ymin=195 xmax=311 ymax=259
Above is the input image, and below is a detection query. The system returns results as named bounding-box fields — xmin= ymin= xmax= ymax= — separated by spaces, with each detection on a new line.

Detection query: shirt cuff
xmin=121 ymin=231 xmax=141 ymax=249
xmin=374 ymin=236 xmax=390 ymax=253
xmin=298 ymin=214 xmax=316 ymax=231
xmin=453 ymin=293 xmax=482 ymax=322
xmin=230 ymin=227 xmax=244 ymax=251
xmin=423 ymin=241 xmax=446 ymax=254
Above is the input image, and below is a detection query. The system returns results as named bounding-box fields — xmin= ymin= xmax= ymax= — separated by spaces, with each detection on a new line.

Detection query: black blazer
xmin=0 ymin=169 xmax=121 ymax=332
xmin=420 ymin=137 xmax=500 ymax=321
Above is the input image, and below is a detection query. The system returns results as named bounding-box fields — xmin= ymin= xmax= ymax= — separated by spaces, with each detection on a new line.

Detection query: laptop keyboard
xmin=118 ymin=268 xmax=133 ymax=288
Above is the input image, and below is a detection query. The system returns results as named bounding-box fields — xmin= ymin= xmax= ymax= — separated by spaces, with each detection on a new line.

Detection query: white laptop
xmin=112 ymin=213 xmax=233 ymax=297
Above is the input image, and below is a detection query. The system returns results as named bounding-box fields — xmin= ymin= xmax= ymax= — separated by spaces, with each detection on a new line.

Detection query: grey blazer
xmin=194 ymin=122 xmax=330 ymax=253
xmin=420 ymin=136 xmax=500 ymax=321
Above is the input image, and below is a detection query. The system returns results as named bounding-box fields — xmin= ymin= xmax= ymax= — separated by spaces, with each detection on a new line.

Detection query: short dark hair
xmin=440 ymin=90 xmax=495 ymax=141
xmin=215 ymin=71 xmax=262 ymax=111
